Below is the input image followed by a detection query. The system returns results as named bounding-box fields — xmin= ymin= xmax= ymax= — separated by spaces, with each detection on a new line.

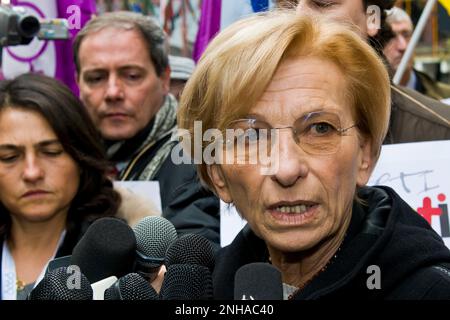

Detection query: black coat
xmin=213 ymin=186 xmax=450 ymax=300
xmin=154 ymin=155 xmax=220 ymax=249
xmin=116 ymin=132 xmax=221 ymax=250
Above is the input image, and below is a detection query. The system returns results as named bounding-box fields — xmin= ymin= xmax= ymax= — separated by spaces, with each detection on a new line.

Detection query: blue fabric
xmin=251 ymin=0 xmax=269 ymax=12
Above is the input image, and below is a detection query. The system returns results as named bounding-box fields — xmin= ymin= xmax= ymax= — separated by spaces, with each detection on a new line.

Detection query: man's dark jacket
xmin=387 ymin=84 xmax=450 ymax=144
xmin=110 ymin=116 xmax=220 ymax=249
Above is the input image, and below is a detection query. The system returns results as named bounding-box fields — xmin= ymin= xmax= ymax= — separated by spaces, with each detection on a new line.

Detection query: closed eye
xmin=84 ymin=73 xmax=106 ymax=84
xmin=41 ymin=150 xmax=63 ymax=157
xmin=0 ymin=154 xmax=19 ymax=163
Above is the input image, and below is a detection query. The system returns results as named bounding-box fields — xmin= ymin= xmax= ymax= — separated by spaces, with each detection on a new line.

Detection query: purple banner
xmin=192 ymin=0 xmax=221 ymax=63
xmin=56 ymin=0 xmax=97 ymax=96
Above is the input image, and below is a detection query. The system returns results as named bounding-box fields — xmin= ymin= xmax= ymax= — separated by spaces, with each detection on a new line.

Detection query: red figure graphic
xmin=417 ymin=197 xmax=443 ymax=225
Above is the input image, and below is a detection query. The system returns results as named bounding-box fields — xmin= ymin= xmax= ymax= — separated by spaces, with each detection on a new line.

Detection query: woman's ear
xmin=357 ymin=137 xmax=376 ymax=187
xmin=207 ymin=165 xmax=233 ymax=203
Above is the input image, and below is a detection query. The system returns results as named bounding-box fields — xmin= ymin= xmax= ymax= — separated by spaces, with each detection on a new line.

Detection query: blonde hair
xmin=178 ymin=11 xmax=391 ymax=190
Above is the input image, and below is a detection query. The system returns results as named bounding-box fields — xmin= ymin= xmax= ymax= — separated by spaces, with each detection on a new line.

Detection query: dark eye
xmin=246 ymin=128 xmax=271 ymax=143
xmin=310 ymin=122 xmax=335 ymax=135
xmin=122 ymin=69 xmax=144 ymax=83
xmin=235 ymin=130 xmax=257 ymax=145
xmin=126 ymin=73 xmax=142 ymax=81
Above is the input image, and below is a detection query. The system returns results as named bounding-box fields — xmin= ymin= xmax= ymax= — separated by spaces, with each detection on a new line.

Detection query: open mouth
xmin=268 ymin=203 xmax=319 ymax=224
xmin=272 ymin=204 xmax=314 ymax=214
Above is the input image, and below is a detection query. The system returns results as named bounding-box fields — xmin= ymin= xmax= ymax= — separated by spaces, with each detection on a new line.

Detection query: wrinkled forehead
xmin=248 ymin=57 xmax=353 ymax=124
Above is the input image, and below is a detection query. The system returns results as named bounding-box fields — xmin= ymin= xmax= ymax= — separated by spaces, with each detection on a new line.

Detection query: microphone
xmin=133 ymin=216 xmax=178 ymax=281
xmin=104 ymin=273 xmax=159 ymax=300
xmin=234 ymin=263 xmax=283 ymax=300
xmin=160 ymin=234 xmax=215 ymax=300
xmin=70 ymin=217 xmax=136 ymax=284
xmin=160 ymin=264 xmax=213 ymax=300
xmin=28 ymin=266 xmax=92 ymax=300
xmin=165 ymin=234 xmax=215 ymax=271
xmin=46 ymin=255 xmax=71 ymax=274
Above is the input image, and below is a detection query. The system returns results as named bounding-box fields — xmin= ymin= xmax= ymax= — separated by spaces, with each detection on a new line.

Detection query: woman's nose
xmin=270 ymin=130 xmax=309 ymax=187
xmin=22 ymin=155 xmax=44 ymax=182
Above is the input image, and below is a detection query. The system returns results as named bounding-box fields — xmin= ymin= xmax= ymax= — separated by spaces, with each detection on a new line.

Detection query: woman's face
xmin=209 ymin=57 xmax=374 ymax=254
xmin=0 ymin=108 xmax=80 ymax=224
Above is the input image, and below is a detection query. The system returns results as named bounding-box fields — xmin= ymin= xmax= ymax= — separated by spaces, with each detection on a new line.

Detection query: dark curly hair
xmin=0 ymin=73 xmax=121 ymax=238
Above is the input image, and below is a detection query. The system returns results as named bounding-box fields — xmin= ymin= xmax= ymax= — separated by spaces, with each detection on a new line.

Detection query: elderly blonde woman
xmin=178 ymin=12 xmax=450 ymax=300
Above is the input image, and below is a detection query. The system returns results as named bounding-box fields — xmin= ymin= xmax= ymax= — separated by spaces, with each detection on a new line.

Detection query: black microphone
xmin=160 ymin=264 xmax=213 ymax=300
xmin=234 ymin=263 xmax=283 ymax=300
xmin=46 ymin=255 xmax=71 ymax=274
xmin=165 ymin=234 xmax=215 ymax=271
xmin=70 ymin=217 xmax=136 ymax=284
xmin=104 ymin=273 xmax=159 ymax=300
xmin=133 ymin=216 xmax=178 ymax=281
xmin=28 ymin=266 xmax=92 ymax=300
xmin=160 ymin=234 xmax=215 ymax=300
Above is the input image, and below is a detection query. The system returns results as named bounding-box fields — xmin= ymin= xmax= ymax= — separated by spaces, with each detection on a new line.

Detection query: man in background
xmin=383 ymin=6 xmax=450 ymax=101
xmin=74 ymin=12 xmax=220 ymax=248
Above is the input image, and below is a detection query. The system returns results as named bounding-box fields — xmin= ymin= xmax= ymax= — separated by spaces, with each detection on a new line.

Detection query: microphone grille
xmin=29 ymin=267 xmax=92 ymax=300
xmin=165 ymin=234 xmax=215 ymax=270
xmin=104 ymin=273 xmax=159 ymax=300
xmin=70 ymin=217 xmax=136 ymax=283
xmin=160 ymin=264 xmax=213 ymax=300
xmin=133 ymin=216 xmax=177 ymax=263
xmin=234 ymin=263 xmax=283 ymax=300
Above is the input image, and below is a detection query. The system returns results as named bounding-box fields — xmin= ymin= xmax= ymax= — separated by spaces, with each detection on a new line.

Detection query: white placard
xmin=220 ymin=201 xmax=247 ymax=248
xmin=114 ymin=181 xmax=162 ymax=213
xmin=369 ymin=140 xmax=450 ymax=248
xmin=220 ymin=140 xmax=450 ymax=248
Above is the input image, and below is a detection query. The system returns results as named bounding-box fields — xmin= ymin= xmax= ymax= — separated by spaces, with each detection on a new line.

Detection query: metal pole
xmin=393 ymin=0 xmax=438 ymax=85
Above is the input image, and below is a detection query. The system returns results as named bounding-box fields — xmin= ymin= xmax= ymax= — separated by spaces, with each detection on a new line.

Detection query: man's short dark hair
xmin=73 ymin=11 xmax=169 ymax=76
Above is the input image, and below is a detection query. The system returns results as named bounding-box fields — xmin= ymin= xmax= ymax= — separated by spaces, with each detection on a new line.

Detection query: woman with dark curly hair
xmin=0 ymin=73 xmax=122 ymax=300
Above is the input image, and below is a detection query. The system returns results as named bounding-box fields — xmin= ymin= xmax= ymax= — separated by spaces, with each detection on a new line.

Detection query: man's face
xmin=77 ymin=27 xmax=170 ymax=141
xmin=296 ymin=0 xmax=378 ymax=38
xmin=383 ymin=20 xmax=413 ymax=72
